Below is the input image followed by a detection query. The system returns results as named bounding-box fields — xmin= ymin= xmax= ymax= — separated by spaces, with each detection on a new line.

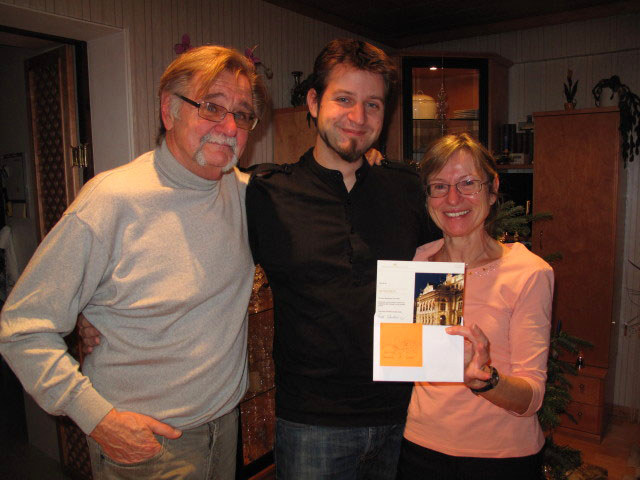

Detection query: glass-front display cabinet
xmin=382 ymin=53 xmax=512 ymax=164
xmin=403 ymin=57 xmax=486 ymax=163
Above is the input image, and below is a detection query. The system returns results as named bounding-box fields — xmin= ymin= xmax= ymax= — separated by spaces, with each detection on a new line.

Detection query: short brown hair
xmin=420 ymin=133 xmax=500 ymax=232
xmin=156 ymin=45 xmax=268 ymax=144
xmin=311 ymin=38 xmax=397 ymax=105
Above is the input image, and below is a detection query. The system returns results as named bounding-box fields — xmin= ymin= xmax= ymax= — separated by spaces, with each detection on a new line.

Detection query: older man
xmin=0 ymin=46 xmax=266 ymax=479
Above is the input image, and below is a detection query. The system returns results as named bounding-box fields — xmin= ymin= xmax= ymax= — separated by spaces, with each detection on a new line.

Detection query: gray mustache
xmin=200 ymin=133 xmax=237 ymax=153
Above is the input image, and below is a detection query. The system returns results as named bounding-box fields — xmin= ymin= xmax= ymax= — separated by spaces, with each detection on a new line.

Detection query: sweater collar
xmin=154 ymin=141 xmax=221 ymax=191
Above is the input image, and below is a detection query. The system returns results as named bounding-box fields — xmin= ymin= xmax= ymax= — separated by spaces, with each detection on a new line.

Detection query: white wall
xmin=408 ymin=12 xmax=640 ymax=415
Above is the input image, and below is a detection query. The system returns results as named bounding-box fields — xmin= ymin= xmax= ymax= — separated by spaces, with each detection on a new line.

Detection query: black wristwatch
xmin=470 ymin=366 xmax=499 ymax=394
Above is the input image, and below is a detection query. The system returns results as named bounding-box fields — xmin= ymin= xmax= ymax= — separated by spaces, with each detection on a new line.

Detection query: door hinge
xmin=71 ymin=143 xmax=90 ymax=168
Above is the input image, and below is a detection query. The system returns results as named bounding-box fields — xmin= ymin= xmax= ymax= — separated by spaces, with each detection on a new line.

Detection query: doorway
xmin=0 ymin=26 xmax=93 ymax=470
xmin=0 ymin=5 xmax=133 ymax=474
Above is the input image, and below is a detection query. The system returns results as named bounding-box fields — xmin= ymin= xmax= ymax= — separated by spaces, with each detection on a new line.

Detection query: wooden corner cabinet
xmin=273 ymin=105 xmax=316 ymax=164
xmin=383 ymin=52 xmax=511 ymax=163
xmin=532 ymin=107 xmax=626 ymax=440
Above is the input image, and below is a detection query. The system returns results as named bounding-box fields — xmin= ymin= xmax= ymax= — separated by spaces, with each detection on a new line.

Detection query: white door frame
xmin=1 ymin=3 xmax=135 ymax=173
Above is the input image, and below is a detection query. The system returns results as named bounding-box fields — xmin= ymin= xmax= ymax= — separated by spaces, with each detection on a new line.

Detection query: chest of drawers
xmin=558 ymin=366 xmax=607 ymax=440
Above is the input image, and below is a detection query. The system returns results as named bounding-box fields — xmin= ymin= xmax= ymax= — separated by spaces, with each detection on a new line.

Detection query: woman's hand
xmin=365 ymin=148 xmax=384 ymax=166
xmin=446 ymin=324 xmax=491 ymax=389
xmin=78 ymin=314 xmax=102 ymax=355
xmin=447 ymin=323 xmax=534 ymax=413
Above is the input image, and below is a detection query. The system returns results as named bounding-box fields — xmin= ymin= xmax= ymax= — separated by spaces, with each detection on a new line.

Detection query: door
xmin=25 ymin=45 xmax=86 ymax=240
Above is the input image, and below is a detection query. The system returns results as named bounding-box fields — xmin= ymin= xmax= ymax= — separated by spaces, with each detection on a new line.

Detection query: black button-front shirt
xmin=246 ymin=148 xmax=437 ymax=427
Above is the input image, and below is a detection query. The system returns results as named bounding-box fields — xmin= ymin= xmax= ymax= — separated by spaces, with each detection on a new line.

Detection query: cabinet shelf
xmin=496 ymin=164 xmax=533 ymax=171
xmin=413 ymin=118 xmax=480 ymax=122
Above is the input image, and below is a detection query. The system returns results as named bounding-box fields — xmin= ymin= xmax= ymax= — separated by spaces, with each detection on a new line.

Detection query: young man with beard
xmin=0 ymin=46 xmax=266 ymax=479
xmin=246 ymin=39 xmax=435 ymax=479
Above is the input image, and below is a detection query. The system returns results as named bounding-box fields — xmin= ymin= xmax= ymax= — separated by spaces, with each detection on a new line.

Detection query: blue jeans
xmin=275 ymin=417 xmax=405 ymax=480
xmin=87 ymin=409 xmax=237 ymax=480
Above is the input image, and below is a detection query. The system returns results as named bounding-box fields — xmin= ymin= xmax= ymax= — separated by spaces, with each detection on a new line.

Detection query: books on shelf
xmin=452 ymin=108 xmax=479 ymax=119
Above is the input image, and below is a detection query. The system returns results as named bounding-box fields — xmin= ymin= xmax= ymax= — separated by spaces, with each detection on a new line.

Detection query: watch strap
xmin=470 ymin=366 xmax=499 ymax=394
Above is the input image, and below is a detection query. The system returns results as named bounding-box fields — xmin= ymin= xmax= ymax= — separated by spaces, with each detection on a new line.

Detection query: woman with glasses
xmin=397 ymin=133 xmax=553 ymax=479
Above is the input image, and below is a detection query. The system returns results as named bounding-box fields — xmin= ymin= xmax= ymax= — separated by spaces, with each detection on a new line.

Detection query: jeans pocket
xmin=99 ymin=435 xmax=166 ymax=468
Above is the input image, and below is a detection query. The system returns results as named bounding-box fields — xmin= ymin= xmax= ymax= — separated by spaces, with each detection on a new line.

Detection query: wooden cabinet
xmin=237 ymin=266 xmax=275 ymax=478
xmin=273 ymin=105 xmax=316 ymax=164
xmin=532 ymin=107 xmax=626 ymax=439
xmin=559 ymin=367 xmax=607 ymax=439
xmin=383 ymin=53 xmax=511 ymax=162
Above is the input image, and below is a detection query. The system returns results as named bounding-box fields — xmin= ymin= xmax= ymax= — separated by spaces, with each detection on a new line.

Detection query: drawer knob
xmin=579 ymin=383 xmax=585 ymax=393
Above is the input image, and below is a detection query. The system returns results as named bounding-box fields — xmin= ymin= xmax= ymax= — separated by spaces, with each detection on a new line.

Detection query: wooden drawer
xmin=566 ymin=374 xmax=603 ymax=406
xmin=560 ymin=402 xmax=603 ymax=435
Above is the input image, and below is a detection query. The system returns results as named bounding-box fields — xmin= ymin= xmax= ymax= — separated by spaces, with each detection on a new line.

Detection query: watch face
xmin=489 ymin=366 xmax=499 ymax=387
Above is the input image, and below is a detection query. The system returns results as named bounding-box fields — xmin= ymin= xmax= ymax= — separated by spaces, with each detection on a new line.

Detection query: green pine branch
xmin=543 ymin=437 xmax=583 ymax=480
xmin=491 ymin=200 xmax=547 ymax=239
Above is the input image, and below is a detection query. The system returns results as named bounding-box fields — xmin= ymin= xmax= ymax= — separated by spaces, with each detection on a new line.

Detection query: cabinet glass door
xmin=402 ymin=57 xmax=488 ymax=163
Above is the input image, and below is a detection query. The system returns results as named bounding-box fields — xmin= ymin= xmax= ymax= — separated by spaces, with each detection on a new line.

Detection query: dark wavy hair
xmin=310 ymin=38 xmax=397 ymax=105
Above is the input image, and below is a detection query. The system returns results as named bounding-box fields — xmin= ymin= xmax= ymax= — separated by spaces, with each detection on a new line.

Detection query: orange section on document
xmin=380 ymin=323 xmax=422 ymax=367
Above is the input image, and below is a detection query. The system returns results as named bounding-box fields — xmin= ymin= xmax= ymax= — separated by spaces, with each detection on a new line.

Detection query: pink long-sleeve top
xmin=404 ymin=239 xmax=554 ymax=458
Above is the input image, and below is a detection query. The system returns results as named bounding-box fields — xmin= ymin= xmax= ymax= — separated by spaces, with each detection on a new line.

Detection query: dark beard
xmin=319 ymin=129 xmax=368 ymax=163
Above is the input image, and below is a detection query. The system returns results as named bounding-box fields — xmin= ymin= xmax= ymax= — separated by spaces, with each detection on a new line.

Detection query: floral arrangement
xmin=174 ymin=34 xmax=193 ymax=54
xmin=245 ymin=45 xmax=273 ymax=79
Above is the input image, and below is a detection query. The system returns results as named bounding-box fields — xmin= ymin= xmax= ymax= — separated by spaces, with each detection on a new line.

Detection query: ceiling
xmin=263 ymin=0 xmax=640 ymax=49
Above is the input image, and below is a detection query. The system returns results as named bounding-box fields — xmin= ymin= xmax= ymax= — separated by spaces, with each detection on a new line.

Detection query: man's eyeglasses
xmin=175 ymin=94 xmax=259 ymax=131
xmin=426 ymin=179 xmax=490 ymax=198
